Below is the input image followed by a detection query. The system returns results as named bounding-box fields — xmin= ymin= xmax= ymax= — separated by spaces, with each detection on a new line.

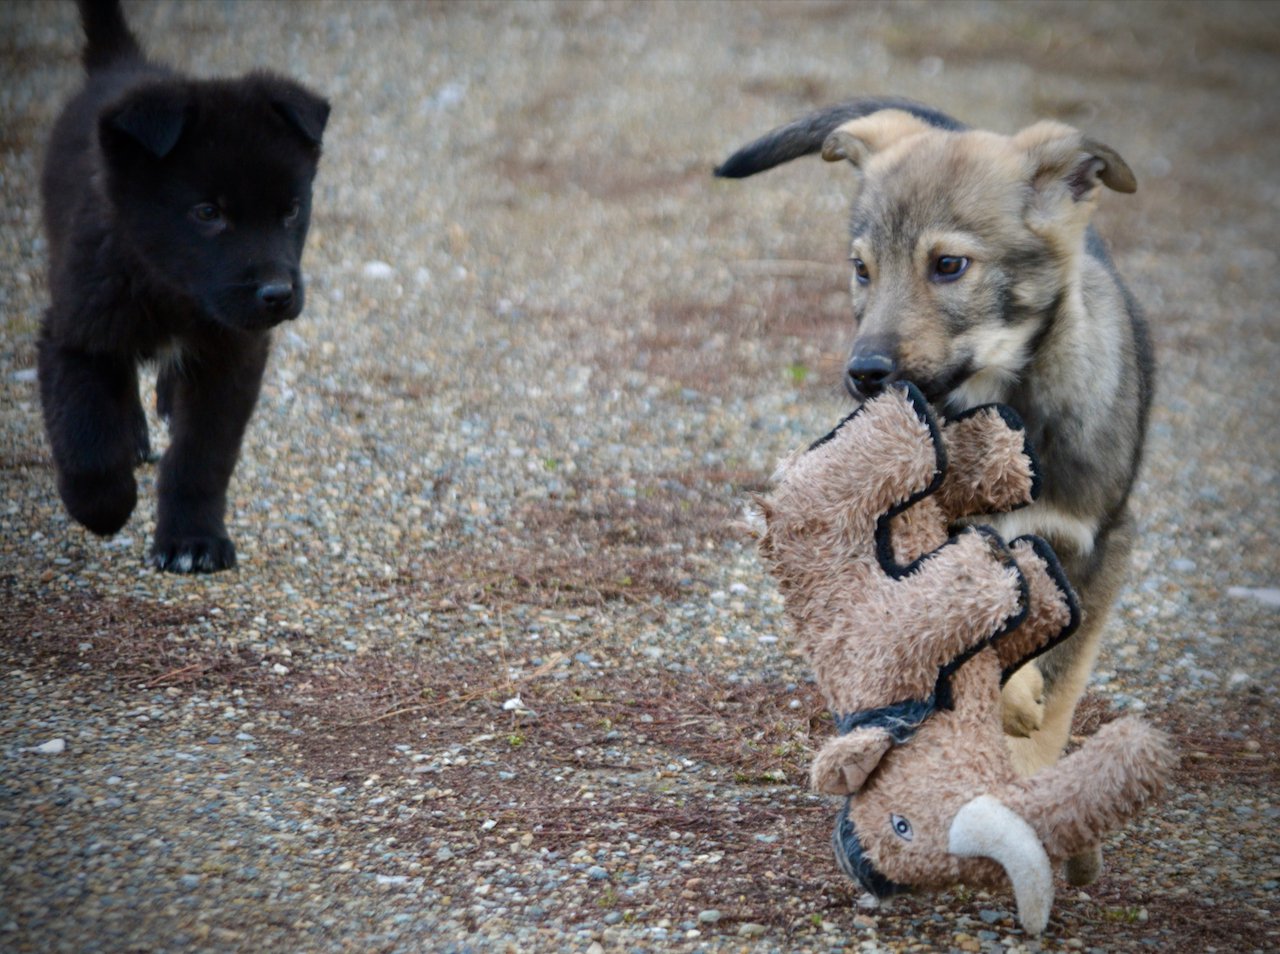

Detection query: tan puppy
xmin=719 ymin=99 xmax=1153 ymax=884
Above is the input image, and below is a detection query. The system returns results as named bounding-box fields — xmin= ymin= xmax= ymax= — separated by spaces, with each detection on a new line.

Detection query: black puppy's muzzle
xmin=258 ymin=281 xmax=295 ymax=312
xmin=246 ymin=277 xmax=304 ymax=326
xmin=257 ymin=279 xmax=301 ymax=319
xmin=844 ymin=352 xmax=897 ymax=400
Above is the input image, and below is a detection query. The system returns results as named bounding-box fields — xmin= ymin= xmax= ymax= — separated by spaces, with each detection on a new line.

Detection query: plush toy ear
xmin=821 ymin=109 xmax=941 ymax=169
xmin=101 ymin=84 xmax=190 ymax=159
xmin=811 ymin=728 xmax=894 ymax=795
xmin=1013 ymin=120 xmax=1136 ymax=203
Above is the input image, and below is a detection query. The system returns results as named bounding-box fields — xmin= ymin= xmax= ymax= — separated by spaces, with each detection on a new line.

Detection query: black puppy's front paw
xmin=59 ymin=468 xmax=137 ymax=537
xmin=149 ymin=535 xmax=237 ymax=573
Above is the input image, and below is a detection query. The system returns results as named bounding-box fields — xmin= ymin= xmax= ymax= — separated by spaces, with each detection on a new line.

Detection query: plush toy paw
xmin=1000 ymin=663 xmax=1045 ymax=738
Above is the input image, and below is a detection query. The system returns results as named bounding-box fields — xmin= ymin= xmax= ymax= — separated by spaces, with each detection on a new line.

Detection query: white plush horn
xmin=949 ymin=795 xmax=1054 ymax=936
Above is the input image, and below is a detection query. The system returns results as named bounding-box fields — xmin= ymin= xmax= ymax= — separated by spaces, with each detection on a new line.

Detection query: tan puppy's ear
xmin=1013 ymin=120 xmax=1137 ymax=201
xmin=821 ymin=109 xmax=940 ymax=167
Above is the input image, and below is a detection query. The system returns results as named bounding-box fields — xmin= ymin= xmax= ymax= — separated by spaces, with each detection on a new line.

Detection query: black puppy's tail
xmin=78 ymin=0 xmax=144 ymax=72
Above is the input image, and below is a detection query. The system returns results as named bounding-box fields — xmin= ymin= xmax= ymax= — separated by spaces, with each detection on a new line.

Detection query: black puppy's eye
xmin=890 ymin=813 xmax=913 ymax=842
xmin=932 ymin=255 xmax=969 ymax=283
xmin=189 ymin=203 xmax=223 ymax=225
xmin=283 ymin=200 xmax=301 ymax=226
xmin=851 ymin=257 xmax=871 ymax=286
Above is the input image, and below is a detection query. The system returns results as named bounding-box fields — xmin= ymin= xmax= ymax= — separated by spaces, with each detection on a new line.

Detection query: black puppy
xmin=39 ymin=0 xmax=329 ymax=572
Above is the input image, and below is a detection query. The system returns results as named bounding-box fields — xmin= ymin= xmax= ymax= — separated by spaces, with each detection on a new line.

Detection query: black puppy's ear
xmin=101 ymin=84 xmax=190 ymax=159
xmin=270 ymin=83 xmax=330 ymax=147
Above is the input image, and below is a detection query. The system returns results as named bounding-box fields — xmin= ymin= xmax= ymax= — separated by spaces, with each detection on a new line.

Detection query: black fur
xmin=38 ymin=0 xmax=329 ymax=572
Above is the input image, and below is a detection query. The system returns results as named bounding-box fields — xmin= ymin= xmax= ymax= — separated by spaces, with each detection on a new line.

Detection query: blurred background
xmin=1 ymin=3 xmax=1276 ymax=952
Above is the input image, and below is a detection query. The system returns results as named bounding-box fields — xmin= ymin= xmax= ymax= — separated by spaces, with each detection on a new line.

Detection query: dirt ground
xmin=1 ymin=2 xmax=1277 ymax=952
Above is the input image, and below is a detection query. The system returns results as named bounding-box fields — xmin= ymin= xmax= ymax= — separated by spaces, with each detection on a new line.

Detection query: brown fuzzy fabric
xmin=759 ymin=382 xmax=1175 ymax=900
xmin=759 ymin=390 xmax=1026 ymax=714
xmin=759 ymin=386 xmax=1051 ymax=721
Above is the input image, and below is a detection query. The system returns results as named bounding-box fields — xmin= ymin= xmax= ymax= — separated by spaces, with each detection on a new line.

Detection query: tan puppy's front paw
xmin=1001 ymin=663 xmax=1045 ymax=738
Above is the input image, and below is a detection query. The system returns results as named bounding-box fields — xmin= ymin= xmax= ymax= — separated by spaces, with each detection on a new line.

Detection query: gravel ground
xmin=1 ymin=2 xmax=1277 ymax=952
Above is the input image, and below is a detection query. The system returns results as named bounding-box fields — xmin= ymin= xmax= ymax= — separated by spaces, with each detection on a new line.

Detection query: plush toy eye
xmin=890 ymin=813 xmax=913 ymax=841
xmin=851 ymin=257 xmax=871 ymax=286
xmin=932 ymin=255 xmax=969 ymax=282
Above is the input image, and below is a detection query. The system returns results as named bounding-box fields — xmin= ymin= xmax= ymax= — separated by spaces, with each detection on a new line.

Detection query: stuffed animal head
xmin=759 ymin=382 xmax=1175 ymax=934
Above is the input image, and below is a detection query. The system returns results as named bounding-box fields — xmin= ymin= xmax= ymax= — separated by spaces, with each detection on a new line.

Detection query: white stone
xmin=1227 ymin=586 xmax=1280 ymax=608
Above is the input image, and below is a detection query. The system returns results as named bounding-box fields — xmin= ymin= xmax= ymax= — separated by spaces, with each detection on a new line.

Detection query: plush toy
xmin=757 ymin=382 xmax=1175 ymax=935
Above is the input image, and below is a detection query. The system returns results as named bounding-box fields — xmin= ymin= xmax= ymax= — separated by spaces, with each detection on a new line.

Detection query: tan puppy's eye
xmin=890 ymin=813 xmax=913 ymax=841
xmin=851 ymin=257 xmax=871 ymax=285
xmin=932 ymin=255 xmax=969 ymax=283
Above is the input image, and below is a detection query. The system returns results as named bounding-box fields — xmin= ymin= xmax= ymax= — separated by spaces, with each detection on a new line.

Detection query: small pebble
xmin=24 ymin=739 xmax=65 ymax=755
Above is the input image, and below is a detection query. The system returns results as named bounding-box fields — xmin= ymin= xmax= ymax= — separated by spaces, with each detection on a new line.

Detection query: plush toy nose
xmin=845 ymin=352 xmax=897 ymax=399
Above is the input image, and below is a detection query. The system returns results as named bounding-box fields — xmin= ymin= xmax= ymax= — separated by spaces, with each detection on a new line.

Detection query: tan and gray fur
xmin=718 ymin=99 xmax=1153 ymax=883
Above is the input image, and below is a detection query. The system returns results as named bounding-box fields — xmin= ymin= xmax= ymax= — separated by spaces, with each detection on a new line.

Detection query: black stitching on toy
xmin=832 ymin=798 xmax=911 ymax=898
xmin=834 ymin=696 xmax=936 ymax=743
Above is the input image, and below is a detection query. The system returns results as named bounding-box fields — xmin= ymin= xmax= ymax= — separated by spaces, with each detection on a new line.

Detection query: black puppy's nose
xmin=257 ymin=282 xmax=295 ymax=312
xmin=845 ymin=353 xmax=896 ymax=398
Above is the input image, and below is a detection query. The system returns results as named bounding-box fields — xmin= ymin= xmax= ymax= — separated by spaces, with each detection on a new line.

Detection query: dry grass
xmin=618 ymin=273 xmax=853 ymax=398
xmin=410 ymin=468 xmax=765 ymax=611
xmin=264 ymin=656 xmax=1278 ymax=947
xmin=0 ymin=578 xmax=261 ymax=689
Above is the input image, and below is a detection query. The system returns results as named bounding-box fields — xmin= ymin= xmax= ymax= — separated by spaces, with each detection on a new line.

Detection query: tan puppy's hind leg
xmin=1006 ymin=627 xmax=1102 ymax=775
xmin=1006 ymin=617 xmax=1108 ymax=884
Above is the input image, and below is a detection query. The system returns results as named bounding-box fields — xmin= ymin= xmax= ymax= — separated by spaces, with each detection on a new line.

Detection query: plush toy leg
xmin=936 ymin=407 xmax=1038 ymax=518
xmin=1004 ymin=716 xmax=1175 ymax=866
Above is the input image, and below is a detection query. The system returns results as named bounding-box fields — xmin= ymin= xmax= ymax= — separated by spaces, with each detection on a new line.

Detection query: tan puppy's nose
xmin=845 ymin=352 xmax=896 ymax=399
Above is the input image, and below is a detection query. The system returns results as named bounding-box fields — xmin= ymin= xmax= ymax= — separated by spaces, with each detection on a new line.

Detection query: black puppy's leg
xmin=38 ymin=337 xmax=143 ymax=536
xmin=151 ymin=332 xmax=270 ymax=572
